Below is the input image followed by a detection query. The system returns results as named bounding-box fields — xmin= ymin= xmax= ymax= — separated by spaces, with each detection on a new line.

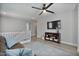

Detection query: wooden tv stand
xmin=44 ymin=32 xmax=60 ymax=43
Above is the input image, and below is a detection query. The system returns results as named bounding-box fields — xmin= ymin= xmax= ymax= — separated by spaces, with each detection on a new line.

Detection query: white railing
xmin=0 ymin=31 xmax=31 ymax=44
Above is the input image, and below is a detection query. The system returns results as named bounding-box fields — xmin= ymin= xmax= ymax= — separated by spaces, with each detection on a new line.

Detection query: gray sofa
xmin=0 ymin=36 xmax=32 ymax=56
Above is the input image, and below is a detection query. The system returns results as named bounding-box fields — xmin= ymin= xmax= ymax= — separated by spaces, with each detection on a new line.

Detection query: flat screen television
xmin=47 ymin=20 xmax=61 ymax=29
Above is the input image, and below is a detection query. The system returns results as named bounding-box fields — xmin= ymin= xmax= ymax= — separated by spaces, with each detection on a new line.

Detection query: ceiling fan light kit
xmin=43 ymin=10 xmax=46 ymax=13
xmin=32 ymin=3 xmax=55 ymax=15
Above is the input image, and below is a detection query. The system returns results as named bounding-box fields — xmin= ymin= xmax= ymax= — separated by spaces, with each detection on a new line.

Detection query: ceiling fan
xmin=32 ymin=3 xmax=55 ymax=15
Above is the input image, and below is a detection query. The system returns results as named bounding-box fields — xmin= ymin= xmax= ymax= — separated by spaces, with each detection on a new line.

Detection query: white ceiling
xmin=0 ymin=3 xmax=76 ymax=20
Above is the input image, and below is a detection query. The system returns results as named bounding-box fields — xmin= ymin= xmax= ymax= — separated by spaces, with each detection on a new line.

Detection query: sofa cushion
xmin=5 ymin=48 xmax=32 ymax=56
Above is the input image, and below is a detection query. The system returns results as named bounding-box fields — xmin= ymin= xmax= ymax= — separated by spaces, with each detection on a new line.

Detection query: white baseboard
xmin=61 ymin=41 xmax=77 ymax=47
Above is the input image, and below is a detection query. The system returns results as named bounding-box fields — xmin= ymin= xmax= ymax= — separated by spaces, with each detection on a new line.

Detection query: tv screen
xmin=47 ymin=20 xmax=61 ymax=29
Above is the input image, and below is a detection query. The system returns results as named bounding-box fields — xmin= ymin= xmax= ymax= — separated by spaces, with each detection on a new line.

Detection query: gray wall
xmin=78 ymin=4 xmax=79 ymax=52
xmin=0 ymin=17 xmax=1 ymax=32
xmin=0 ymin=16 xmax=30 ymax=32
xmin=30 ymin=20 xmax=37 ymax=36
xmin=37 ymin=9 xmax=77 ymax=46
xmin=73 ymin=4 xmax=78 ymax=47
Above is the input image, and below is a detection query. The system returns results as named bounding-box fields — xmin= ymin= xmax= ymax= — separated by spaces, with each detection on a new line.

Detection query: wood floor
xmin=31 ymin=36 xmax=78 ymax=55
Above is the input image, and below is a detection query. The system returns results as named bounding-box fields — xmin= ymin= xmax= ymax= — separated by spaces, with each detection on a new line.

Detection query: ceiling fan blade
xmin=32 ymin=6 xmax=42 ymax=10
xmin=45 ymin=3 xmax=53 ymax=9
xmin=39 ymin=11 xmax=43 ymax=15
xmin=46 ymin=10 xmax=54 ymax=13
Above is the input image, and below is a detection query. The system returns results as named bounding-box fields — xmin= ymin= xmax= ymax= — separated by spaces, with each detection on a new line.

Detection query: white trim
xmin=61 ymin=41 xmax=77 ymax=47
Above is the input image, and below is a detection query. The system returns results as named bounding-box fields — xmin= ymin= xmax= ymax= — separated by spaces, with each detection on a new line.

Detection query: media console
xmin=44 ymin=32 xmax=60 ymax=43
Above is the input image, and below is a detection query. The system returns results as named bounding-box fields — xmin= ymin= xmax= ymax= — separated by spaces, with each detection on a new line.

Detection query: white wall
xmin=37 ymin=10 xmax=77 ymax=46
xmin=0 ymin=16 xmax=30 ymax=32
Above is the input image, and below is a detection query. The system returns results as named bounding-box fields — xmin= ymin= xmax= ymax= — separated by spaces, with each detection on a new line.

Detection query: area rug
xmin=24 ymin=42 xmax=76 ymax=56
